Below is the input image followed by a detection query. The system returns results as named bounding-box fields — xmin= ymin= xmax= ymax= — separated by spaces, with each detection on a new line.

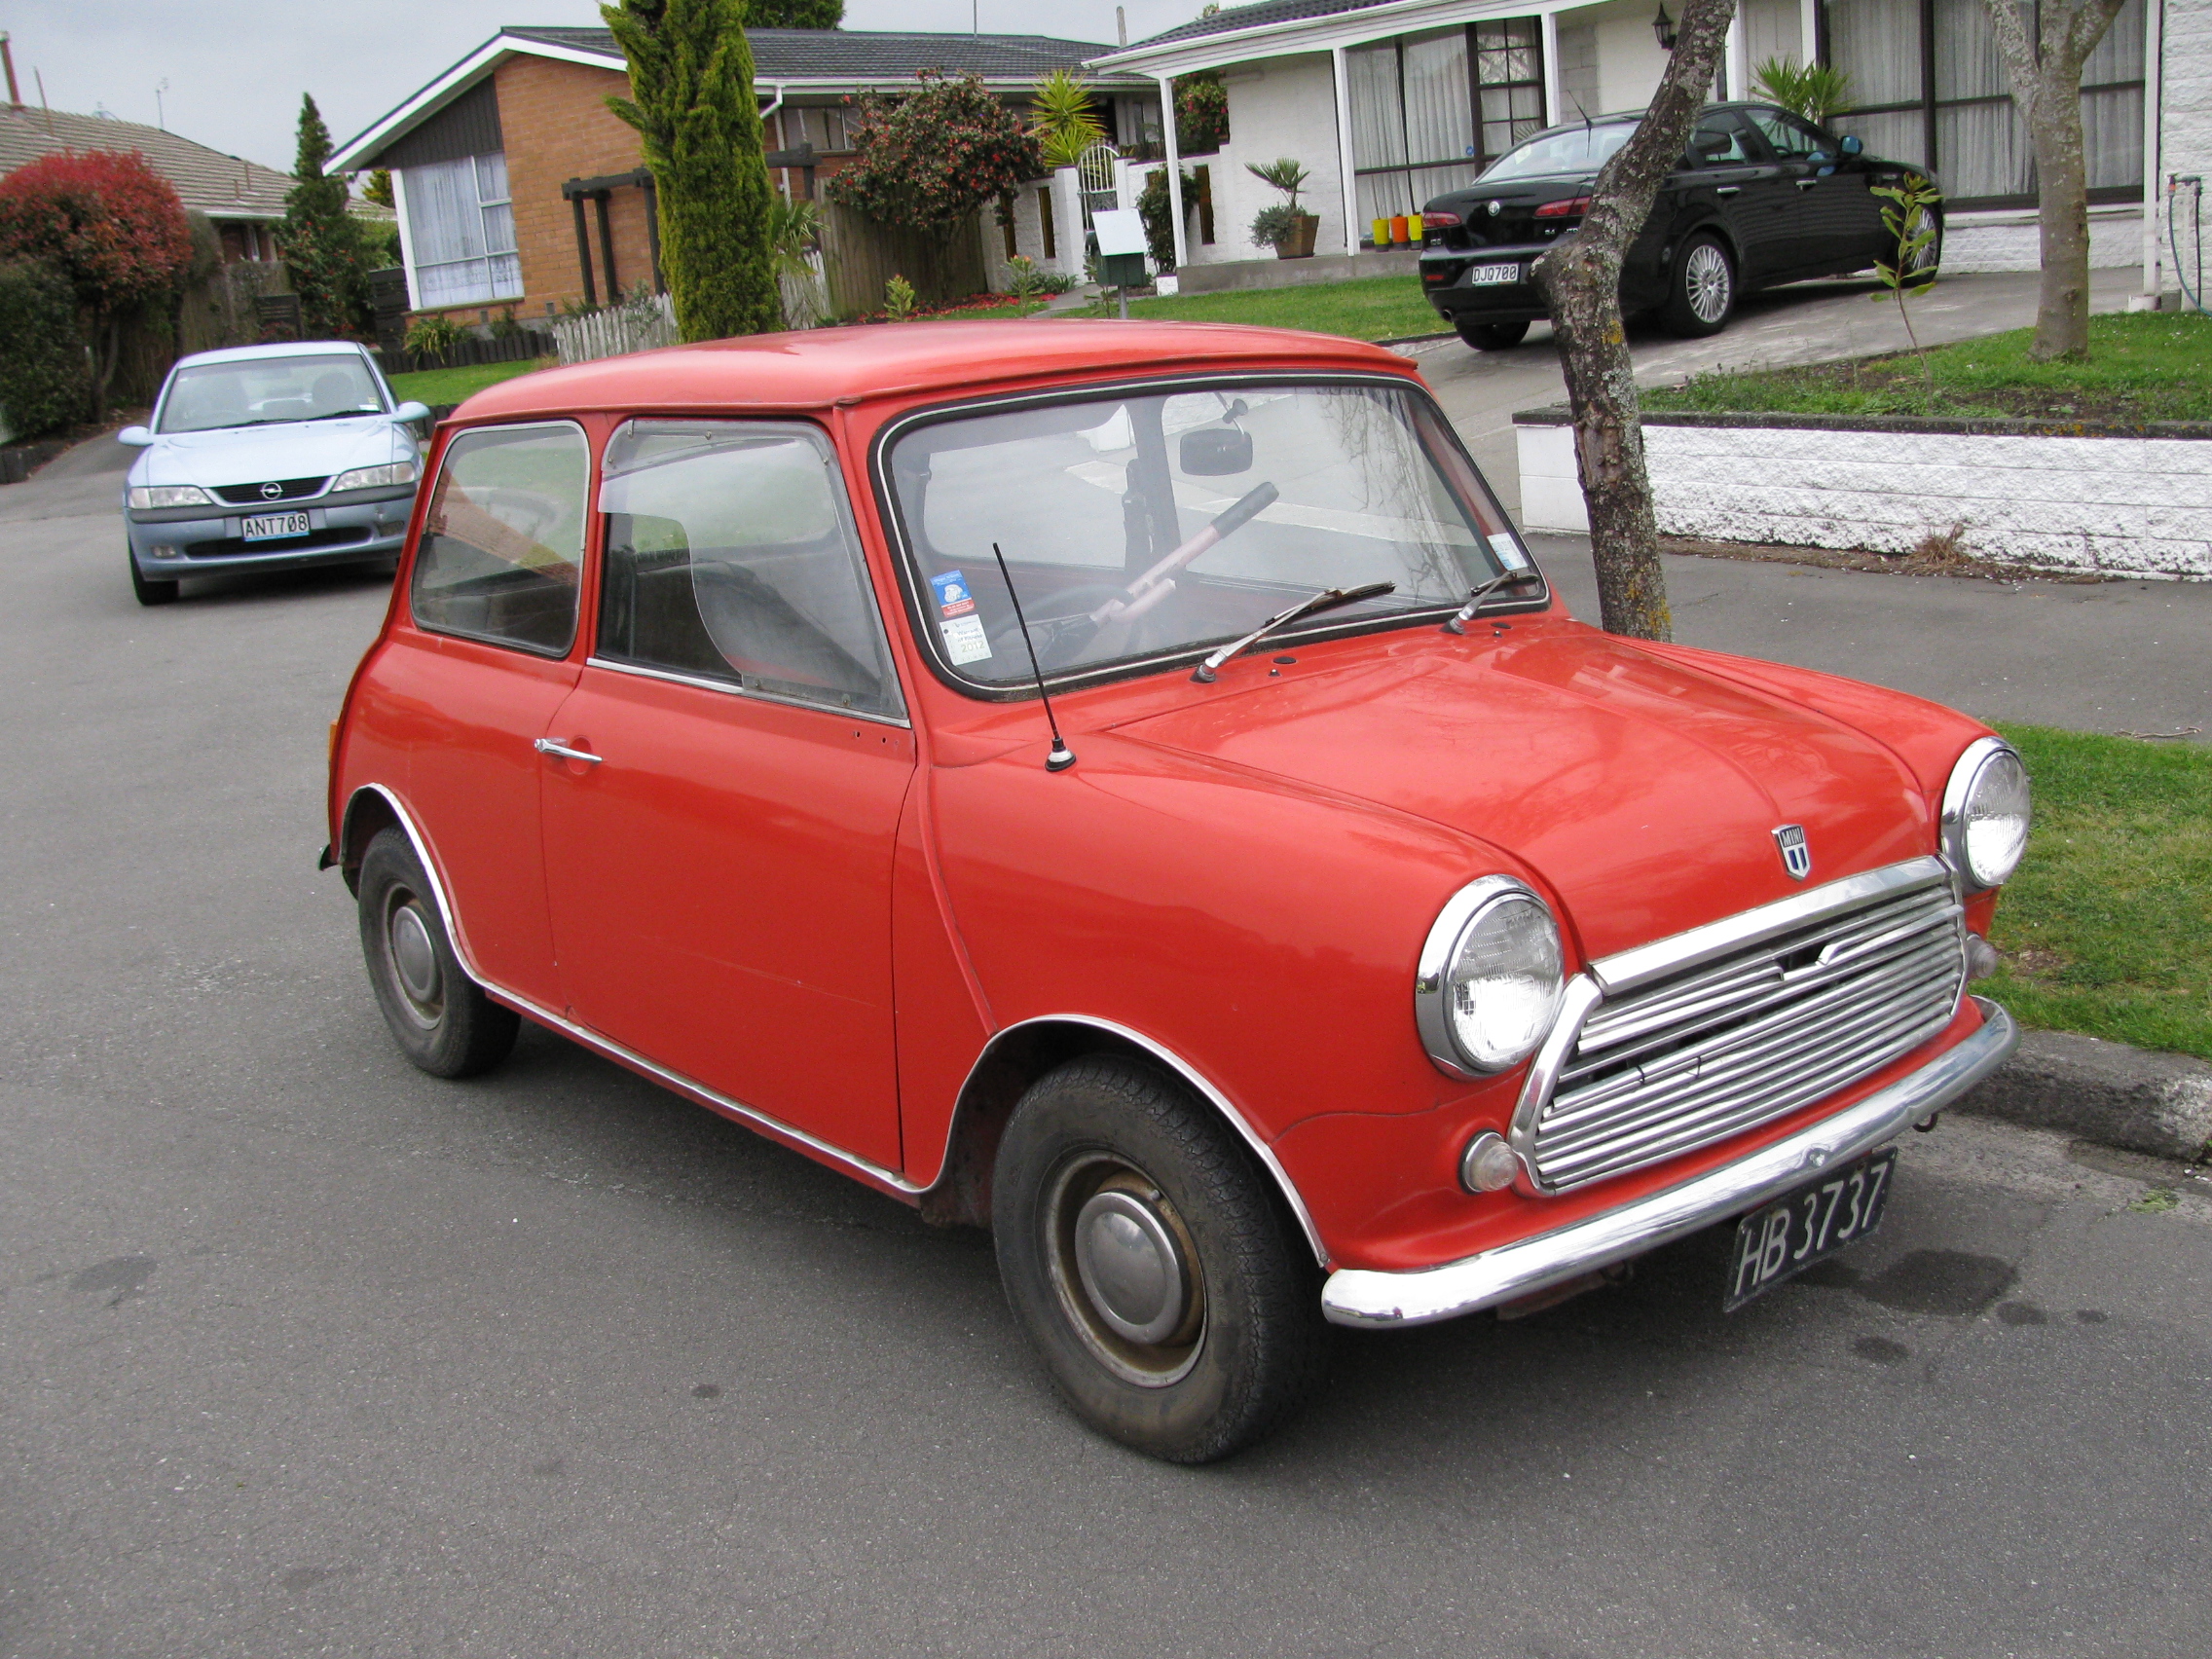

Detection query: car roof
xmin=171 ymin=341 xmax=372 ymax=371
xmin=1521 ymin=100 xmax=1789 ymax=141
xmin=455 ymin=319 xmax=1417 ymax=420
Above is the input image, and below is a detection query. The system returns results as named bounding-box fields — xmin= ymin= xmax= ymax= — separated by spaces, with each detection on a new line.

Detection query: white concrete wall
xmin=1521 ymin=420 xmax=2212 ymax=577
xmin=1212 ymin=55 xmax=1346 ymax=261
xmin=1176 ymin=142 xmax=1245 ymax=266
xmin=1943 ymin=204 xmax=2149 ymax=274
xmin=2160 ymin=0 xmax=2212 ymax=301
xmin=984 ymin=175 xmax=1083 ymax=292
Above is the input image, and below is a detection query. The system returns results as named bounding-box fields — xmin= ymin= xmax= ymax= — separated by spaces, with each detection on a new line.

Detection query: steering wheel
xmin=985 ymin=580 xmax=1165 ymax=671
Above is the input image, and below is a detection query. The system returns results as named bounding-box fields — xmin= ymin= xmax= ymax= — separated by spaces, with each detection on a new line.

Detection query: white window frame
xmin=395 ymin=151 xmax=523 ymax=313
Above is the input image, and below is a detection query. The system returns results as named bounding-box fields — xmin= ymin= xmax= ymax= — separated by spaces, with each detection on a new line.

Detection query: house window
xmin=401 ymin=152 xmax=522 ymax=310
xmin=784 ymin=106 xmax=853 ymax=155
xmin=1039 ymin=187 xmax=1057 ymax=260
xmin=1821 ymin=0 xmax=2144 ymax=208
xmin=1347 ymin=19 xmax=1546 ymax=227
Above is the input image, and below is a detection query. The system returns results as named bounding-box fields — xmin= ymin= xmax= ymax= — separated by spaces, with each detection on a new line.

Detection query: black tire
xmin=1456 ymin=318 xmax=1530 ymax=351
xmin=129 ymin=550 xmax=178 ymax=607
xmin=1660 ymin=232 xmax=1735 ymax=337
xmin=356 ymin=827 xmax=519 ymax=1079
xmin=992 ymin=1055 xmax=1328 ymax=1462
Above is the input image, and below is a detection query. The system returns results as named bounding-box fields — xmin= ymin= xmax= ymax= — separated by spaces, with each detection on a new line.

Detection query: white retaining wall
xmin=1942 ymin=204 xmax=2147 ymax=275
xmin=1515 ymin=420 xmax=2212 ymax=578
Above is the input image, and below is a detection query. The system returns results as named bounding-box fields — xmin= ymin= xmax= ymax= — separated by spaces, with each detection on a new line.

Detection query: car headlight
xmin=332 ymin=461 xmax=419 ymax=492
xmin=128 ymin=484 xmax=214 ymax=509
xmin=1415 ymin=876 xmax=1567 ymax=1077
xmin=1941 ymin=736 xmax=2031 ymax=891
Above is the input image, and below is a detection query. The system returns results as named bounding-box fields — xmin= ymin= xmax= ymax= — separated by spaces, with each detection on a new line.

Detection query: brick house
xmin=329 ymin=27 xmax=1158 ymax=323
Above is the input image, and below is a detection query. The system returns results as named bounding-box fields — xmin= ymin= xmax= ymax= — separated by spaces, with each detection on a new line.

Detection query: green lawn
xmin=1644 ymin=312 xmax=2212 ymax=424
xmin=387 ymin=356 xmax=553 ymax=408
xmin=1981 ymin=723 xmax=2212 ymax=1062
xmin=1070 ymin=274 xmax=1449 ymax=342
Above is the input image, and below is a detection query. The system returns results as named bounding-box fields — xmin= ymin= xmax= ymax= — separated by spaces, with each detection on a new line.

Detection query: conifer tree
xmin=277 ymin=93 xmax=367 ymax=337
xmin=604 ymin=0 xmax=779 ymax=341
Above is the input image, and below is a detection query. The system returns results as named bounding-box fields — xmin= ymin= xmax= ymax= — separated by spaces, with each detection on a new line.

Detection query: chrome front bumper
xmin=1320 ymin=998 xmax=2019 ymax=1328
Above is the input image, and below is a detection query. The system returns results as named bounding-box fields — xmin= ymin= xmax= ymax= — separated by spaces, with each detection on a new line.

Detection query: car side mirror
xmin=392 ymin=401 xmax=431 ymax=424
xmin=1839 ymin=134 xmax=1863 ymax=158
xmin=117 ymin=425 xmax=155 ymax=447
xmin=1692 ymin=132 xmax=1733 ymax=159
xmin=1180 ymin=424 xmax=1253 ymax=476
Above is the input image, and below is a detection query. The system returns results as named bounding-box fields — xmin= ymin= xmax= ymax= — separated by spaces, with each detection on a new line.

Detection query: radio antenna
xmin=990 ymin=543 xmax=1075 ymax=772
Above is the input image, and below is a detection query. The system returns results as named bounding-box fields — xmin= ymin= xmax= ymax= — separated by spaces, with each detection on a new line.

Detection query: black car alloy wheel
xmin=1663 ymin=233 xmax=1735 ymax=337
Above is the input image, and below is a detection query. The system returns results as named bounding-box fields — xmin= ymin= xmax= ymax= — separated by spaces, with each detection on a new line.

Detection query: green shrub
xmin=403 ymin=313 xmax=465 ymax=358
xmin=0 ymin=259 xmax=86 ymax=440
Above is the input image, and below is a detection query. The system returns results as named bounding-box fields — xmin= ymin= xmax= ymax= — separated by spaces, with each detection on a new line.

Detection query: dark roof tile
xmin=1121 ymin=0 xmax=1399 ymax=53
xmin=504 ymin=26 xmax=1136 ymax=82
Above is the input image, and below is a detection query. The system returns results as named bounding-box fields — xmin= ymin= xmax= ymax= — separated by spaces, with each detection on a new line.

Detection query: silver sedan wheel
xmin=1684 ymin=242 xmax=1733 ymax=325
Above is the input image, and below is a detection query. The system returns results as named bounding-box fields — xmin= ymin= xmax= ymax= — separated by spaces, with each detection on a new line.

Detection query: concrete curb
xmin=1954 ymin=1028 xmax=2212 ymax=1163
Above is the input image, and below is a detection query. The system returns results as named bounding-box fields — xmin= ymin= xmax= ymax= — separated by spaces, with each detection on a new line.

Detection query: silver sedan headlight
xmin=128 ymin=484 xmax=214 ymax=509
xmin=331 ymin=461 xmax=419 ymax=492
xmin=1942 ymin=736 xmax=2031 ymax=891
xmin=1415 ymin=876 xmax=1567 ymax=1077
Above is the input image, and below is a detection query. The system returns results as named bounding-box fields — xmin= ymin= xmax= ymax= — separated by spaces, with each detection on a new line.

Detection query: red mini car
xmin=323 ymin=321 xmax=2027 ymax=1461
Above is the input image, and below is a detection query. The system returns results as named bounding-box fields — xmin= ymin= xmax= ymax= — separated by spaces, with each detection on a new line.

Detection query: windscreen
xmin=1479 ymin=124 xmax=1636 ymax=182
xmin=158 ymin=354 xmax=387 ymax=433
xmin=886 ymin=381 xmax=1537 ymax=687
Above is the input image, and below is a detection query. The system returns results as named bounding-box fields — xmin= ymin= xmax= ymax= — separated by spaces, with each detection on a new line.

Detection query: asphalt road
xmin=5 ymin=354 xmax=2210 ymax=1659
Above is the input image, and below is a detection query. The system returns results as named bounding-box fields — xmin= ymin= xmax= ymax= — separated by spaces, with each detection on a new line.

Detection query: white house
xmin=1092 ymin=0 xmax=2204 ymax=302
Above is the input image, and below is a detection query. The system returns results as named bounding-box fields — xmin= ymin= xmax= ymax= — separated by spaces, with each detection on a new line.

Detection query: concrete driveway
xmin=1418 ymin=265 xmax=2148 ymax=515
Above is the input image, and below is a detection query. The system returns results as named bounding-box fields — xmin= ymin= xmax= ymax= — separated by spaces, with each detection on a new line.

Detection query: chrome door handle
xmin=534 ymin=738 xmax=602 ymax=764
xmin=1714 ymin=186 xmax=1741 ymax=198
xmin=1795 ymin=178 xmax=1819 ymax=190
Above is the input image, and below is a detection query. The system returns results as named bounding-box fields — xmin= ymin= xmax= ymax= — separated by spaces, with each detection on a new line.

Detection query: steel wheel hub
xmin=1074 ymin=1190 xmax=1187 ymax=1344
xmin=1045 ymin=1155 xmax=1206 ymax=1387
xmin=387 ymin=897 xmax=444 ymax=1018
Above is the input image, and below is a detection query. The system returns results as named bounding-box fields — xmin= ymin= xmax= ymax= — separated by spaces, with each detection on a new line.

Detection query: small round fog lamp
xmin=1460 ymin=1131 xmax=1523 ymax=1193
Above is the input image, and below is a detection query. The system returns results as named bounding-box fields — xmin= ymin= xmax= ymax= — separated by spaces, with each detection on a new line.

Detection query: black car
xmin=1419 ymin=101 xmax=1939 ymax=350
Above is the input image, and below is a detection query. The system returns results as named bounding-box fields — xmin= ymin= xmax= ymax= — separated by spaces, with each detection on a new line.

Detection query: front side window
xmin=884 ymin=381 xmax=1536 ymax=690
xmin=157 ymin=353 xmax=385 ymax=433
xmin=596 ymin=421 xmax=903 ymax=719
xmin=1750 ymin=108 xmax=1837 ymax=163
xmin=401 ymin=152 xmax=522 ymax=310
xmin=1688 ymin=111 xmax=1756 ymax=167
xmin=411 ymin=423 xmax=587 ymax=656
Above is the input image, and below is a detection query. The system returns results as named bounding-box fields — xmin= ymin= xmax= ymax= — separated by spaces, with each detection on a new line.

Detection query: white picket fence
xmin=551 ymin=290 xmax=679 ymax=365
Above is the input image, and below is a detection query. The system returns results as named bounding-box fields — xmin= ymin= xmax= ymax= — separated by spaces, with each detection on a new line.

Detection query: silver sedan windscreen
xmin=886 ymin=382 xmax=1534 ymax=686
xmin=158 ymin=355 xmax=387 ymax=433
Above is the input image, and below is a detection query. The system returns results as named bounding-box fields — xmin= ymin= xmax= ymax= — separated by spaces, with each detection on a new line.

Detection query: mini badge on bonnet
xmin=1773 ymin=824 xmax=1812 ymax=881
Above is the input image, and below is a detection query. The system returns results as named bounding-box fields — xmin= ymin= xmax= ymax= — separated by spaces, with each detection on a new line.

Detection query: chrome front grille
xmin=1517 ymin=860 xmax=1966 ymax=1194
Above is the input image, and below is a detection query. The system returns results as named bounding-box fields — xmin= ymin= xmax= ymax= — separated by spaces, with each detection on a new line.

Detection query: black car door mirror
xmin=1180 ymin=424 xmax=1253 ymax=476
xmin=1839 ymin=133 xmax=1863 ymax=158
xmin=1693 ymin=131 xmax=1735 ymax=160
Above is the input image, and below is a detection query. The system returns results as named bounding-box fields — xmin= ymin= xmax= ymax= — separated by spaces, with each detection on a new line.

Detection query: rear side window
xmin=595 ymin=420 xmax=903 ymax=719
xmin=411 ymin=423 xmax=588 ymax=656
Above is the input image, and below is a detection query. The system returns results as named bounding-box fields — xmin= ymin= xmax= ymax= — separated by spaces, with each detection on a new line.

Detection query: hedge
xmin=0 ymin=259 xmax=86 ymax=442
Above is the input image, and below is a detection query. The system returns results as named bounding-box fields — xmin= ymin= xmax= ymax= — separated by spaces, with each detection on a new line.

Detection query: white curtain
xmin=1825 ymin=0 xmax=1922 ymax=109
xmin=1348 ymin=42 xmax=1412 ymax=223
xmin=1402 ymin=29 xmax=1470 ymax=166
xmin=403 ymin=153 xmax=520 ymax=309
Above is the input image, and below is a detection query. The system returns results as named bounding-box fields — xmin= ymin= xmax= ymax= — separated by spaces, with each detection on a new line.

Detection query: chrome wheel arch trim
xmin=943 ymin=1014 xmax=1330 ymax=1267
xmin=341 ymin=783 xmax=924 ymax=1197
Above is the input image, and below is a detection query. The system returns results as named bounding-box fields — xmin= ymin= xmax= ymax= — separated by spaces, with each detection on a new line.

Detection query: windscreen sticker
xmin=940 ymin=613 xmax=992 ymax=665
xmin=1488 ymin=532 xmax=1531 ymax=571
xmin=930 ymin=570 xmax=977 ymax=617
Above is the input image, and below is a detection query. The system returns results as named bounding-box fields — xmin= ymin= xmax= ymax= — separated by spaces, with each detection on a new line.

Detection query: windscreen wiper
xmin=1442 ymin=569 xmax=1545 ymax=634
xmin=1192 ymin=581 xmax=1397 ymax=683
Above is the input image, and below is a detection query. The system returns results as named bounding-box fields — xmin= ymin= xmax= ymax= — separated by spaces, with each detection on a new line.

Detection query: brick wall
xmin=493 ymin=55 xmax=655 ymax=319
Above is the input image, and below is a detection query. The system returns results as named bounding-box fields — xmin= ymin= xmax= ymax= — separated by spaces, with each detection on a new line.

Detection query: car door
xmin=538 ymin=418 xmax=914 ymax=1171
xmin=1745 ymin=106 xmax=1883 ymax=276
xmin=396 ymin=419 xmax=592 ymax=1011
xmin=1680 ymin=109 xmax=1788 ymax=284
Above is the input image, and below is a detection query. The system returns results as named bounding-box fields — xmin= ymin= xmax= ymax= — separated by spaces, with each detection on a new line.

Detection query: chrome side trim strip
xmin=582 ymin=655 xmax=912 ymax=728
xmin=1588 ymin=856 xmax=1950 ymax=996
xmin=350 ymin=784 xmax=923 ymax=1196
xmin=1320 ymin=999 xmax=2018 ymax=1329
xmin=945 ymin=1014 xmax=1330 ymax=1268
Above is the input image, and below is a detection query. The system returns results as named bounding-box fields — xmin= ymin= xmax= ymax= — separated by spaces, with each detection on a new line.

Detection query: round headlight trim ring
xmin=1415 ymin=874 xmax=1567 ymax=1079
xmin=1941 ymin=735 xmax=2031 ymax=892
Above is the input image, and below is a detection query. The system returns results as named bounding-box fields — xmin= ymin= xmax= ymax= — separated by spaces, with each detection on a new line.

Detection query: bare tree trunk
xmin=1530 ymin=0 xmax=1735 ymax=641
xmin=1981 ymin=0 xmax=2128 ymax=363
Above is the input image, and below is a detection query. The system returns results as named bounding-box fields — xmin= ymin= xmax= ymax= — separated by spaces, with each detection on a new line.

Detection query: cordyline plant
xmin=1529 ymin=0 xmax=1736 ymax=642
xmin=1979 ymin=0 xmax=2131 ymax=362
xmin=1751 ymin=56 xmax=1853 ymax=125
xmin=827 ymin=71 xmax=1043 ymax=305
xmin=604 ymin=0 xmax=780 ymax=341
xmin=0 ymin=149 xmax=191 ymax=422
xmin=1030 ymin=69 xmax=1106 ymax=171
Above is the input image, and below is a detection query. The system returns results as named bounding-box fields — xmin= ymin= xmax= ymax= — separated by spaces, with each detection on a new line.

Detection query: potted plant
xmin=1246 ymin=158 xmax=1318 ymax=259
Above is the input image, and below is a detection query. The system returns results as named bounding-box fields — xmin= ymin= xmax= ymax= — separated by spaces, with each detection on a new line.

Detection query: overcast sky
xmin=2 ymin=1 xmax=1212 ymax=173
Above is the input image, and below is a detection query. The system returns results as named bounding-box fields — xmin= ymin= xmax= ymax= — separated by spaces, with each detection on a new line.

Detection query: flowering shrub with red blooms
xmin=0 ymin=149 xmax=191 ymax=313
xmin=827 ymin=72 xmax=1044 ymax=294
